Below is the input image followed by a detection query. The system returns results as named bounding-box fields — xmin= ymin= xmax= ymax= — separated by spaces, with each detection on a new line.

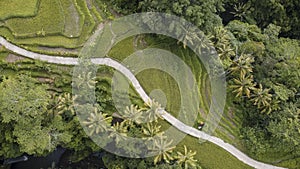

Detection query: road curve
xmin=0 ymin=36 xmax=286 ymax=169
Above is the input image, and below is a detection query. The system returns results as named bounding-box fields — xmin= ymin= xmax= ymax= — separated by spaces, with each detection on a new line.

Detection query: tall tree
xmin=54 ymin=93 xmax=76 ymax=116
xmin=175 ymin=145 xmax=198 ymax=169
xmin=230 ymin=74 xmax=256 ymax=98
xmin=209 ymin=26 xmax=235 ymax=67
xmin=250 ymin=84 xmax=272 ymax=114
xmin=0 ymin=74 xmax=51 ymax=156
xmin=267 ymin=101 xmax=300 ymax=156
xmin=82 ymin=105 xmax=112 ymax=136
xmin=222 ymin=0 xmax=300 ymax=38
xmin=142 ymin=99 xmax=164 ymax=122
xmin=148 ymin=133 xmax=176 ymax=165
xmin=229 ymin=53 xmax=254 ymax=77
xmin=110 ymin=0 xmax=224 ymax=32
xmin=110 ymin=121 xmax=128 ymax=144
xmin=121 ymin=105 xmax=144 ymax=126
xmin=142 ymin=122 xmax=162 ymax=137
xmin=73 ymin=71 xmax=97 ymax=89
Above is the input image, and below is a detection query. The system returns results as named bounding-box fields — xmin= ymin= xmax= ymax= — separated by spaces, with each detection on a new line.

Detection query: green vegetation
xmin=0 ymin=0 xmax=39 ymax=20
xmin=1 ymin=0 xmax=300 ymax=168
xmin=0 ymin=0 xmax=113 ymax=53
xmin=223 ymin=0 xmax=300 ymax=38
xmin=109 ymin=36 xmax=209 ymax=118
xmin=224 ymin=22 xmax=300 ymax=168
xmin=109 ymin=0 xmax=223 ymax=32
xmin=5 ymin=0 xmax=64 ymax=37
xmin=0 ymin=74 xmax=52 ymax=156
xmin=179 ymin=136 xmax=253 ymax=169
xmin=60 ymin=0 xmax=84 ymax=37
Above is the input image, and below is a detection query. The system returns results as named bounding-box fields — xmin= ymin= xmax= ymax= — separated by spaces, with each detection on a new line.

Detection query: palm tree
xmin=82 ymin=106 xmax=112 ymax=136
xmin=251 ymin=84 xmax=280 ymax=114
xmin=231 ymin=3 xmax=251 ymax=22
xmin=177 ymin=25 xmax=196 ymax=49
xmin=251 ymin=84 xmax=273 ymax=113
xmin=260 ymin=104 xmax=272 ymax=114
xmin=148 ymin=133 xmax=176 ymax=165
xmin=110 ymin=121 xmax=128 ymax=144
xmin=209 ymin=27 xmax=235 ymax=61
xmin=143 ymin=99 xmax=164 ymax=122
xmin=230 ymin=74 xmax=256 ymax=98
xmin=177 ymin=24 xmax=213 ymax=54
xmin=142 ymin=122 xmax=161 ymax=137
xmin=217 ymin=43 xmax=235 ymax=61
xmin=54 ymin=93 xmax=76 ymax=115
xmin=121 ymin=105 xmax=144 ymax=126
xmin=176 ymin=145 xmax=198 ymax=169
xmin=73 ymin=71 xmax=97 ymax=89
xmin=229 ymin=53 xmax=254 ymax=77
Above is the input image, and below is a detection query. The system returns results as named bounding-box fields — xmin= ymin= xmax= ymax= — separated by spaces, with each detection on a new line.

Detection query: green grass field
xmin=0 ymin=0 xmax=39 ymax=20
xmin=180 ymin=136 xmax=253 ymax=169
xmin=5 ymin=0 xmax=64 ymax=37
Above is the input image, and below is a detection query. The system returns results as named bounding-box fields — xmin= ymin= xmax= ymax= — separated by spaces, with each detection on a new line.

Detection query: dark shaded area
xmin=4 ymin=156 xmax=28 ymax=165
xmin=59 ymin=150 xmax=106 ymax=169
xmin=11 ymin=147 xmax=65 ymax=169
xmin=220 ymin=0 xmax=300 ymax=39
xmin=1 ymin=149 xmax=107 ymax=169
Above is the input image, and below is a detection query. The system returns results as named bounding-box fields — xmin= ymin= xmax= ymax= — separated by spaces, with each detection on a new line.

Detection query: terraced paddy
xmin=0 ymin=0 xmax=113 ymax=54
xmin=0 ymin=0 xmax=39 ymax=20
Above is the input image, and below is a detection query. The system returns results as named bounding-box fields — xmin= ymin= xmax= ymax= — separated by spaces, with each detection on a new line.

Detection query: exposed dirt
xmin=199 ymin=108 xmax=207 ymax=119
xmin=37 ymin=77 xmax=54 ymax=83
xmin=38 ymin=46 xmax=80 ymax=55
xmin=133 ymin=35 xmax=148 ymax=51
xmin=86 ymin=0 xmax=92 ymax=9
xmin=5 ymin=53 xmax=25 ymax=63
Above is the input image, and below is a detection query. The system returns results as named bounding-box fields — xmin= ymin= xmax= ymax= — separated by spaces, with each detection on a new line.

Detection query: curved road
xmin=0 ymin=36 xmax=285 ymax=169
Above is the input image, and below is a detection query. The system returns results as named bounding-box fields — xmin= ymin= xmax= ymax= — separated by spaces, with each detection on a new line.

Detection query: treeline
xmin=110 ymin=0 xmax=300 ymax=39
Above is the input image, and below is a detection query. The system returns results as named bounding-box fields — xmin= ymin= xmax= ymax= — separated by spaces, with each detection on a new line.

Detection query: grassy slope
xmin=108 ymin=36 xmax=231 ymax=126
xmin=108 ymin=36 xmax=253 ymax=169
xmin=179 ymin=135 xmax=253 ymax=169
xmin=136 ymin=69 xmax=181 ymax=117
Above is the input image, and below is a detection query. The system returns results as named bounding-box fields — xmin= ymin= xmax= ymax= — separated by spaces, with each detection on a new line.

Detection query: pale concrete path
xmin=0 ymin=36 xmax=286 ymax=169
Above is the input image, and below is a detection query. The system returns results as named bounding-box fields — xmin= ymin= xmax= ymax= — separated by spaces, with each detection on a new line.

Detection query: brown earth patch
xmin=5 ymin=53 xmax=25 ymax=63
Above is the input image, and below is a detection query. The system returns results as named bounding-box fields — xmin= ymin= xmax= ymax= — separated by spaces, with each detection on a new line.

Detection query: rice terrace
xmin=0 ymin=0 xmax=299 ymax=169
